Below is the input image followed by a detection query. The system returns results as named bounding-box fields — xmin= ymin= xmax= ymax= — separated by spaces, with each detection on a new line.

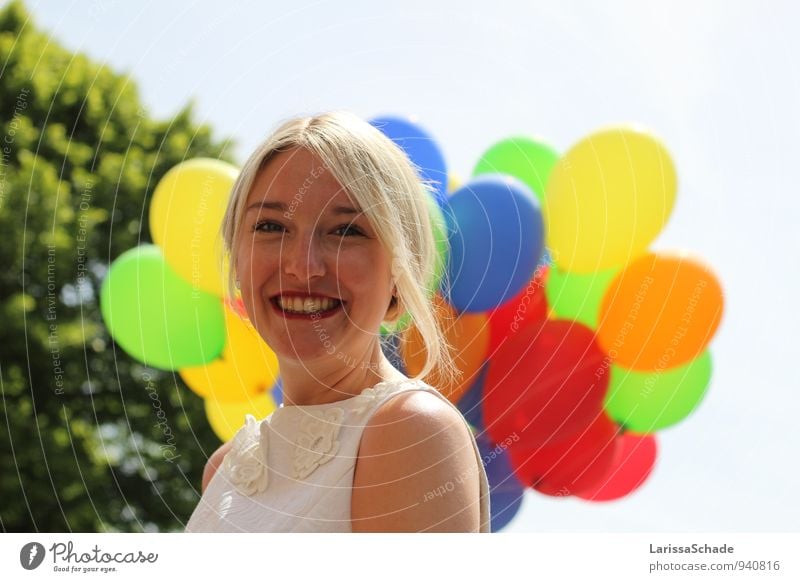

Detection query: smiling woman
xmin=184 ymin=111 xmax=491 ymax=533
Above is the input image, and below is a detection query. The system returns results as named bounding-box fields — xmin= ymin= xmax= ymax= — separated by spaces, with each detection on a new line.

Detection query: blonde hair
xmin=220 ymin=111 xmax=458 ymax=386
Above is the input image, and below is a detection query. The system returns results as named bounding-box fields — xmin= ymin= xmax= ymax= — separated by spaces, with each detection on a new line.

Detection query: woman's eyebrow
xmin=246 ymin=200 xmax=286 ymax=213
xmin=245 ymin=201 xmax=362 ymax=215
xmin=330 ymin=205 xmax=362 ymax=216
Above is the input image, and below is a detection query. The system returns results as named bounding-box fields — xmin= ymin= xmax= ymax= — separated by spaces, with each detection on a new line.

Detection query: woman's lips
xmin=269 ymin=297 xmax=344 ymax=320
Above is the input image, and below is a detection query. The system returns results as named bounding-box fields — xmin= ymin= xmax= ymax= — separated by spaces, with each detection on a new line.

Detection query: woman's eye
xmin=334 ymin=223 xmax=363 ymax=237
xmin=253 ymin=220 xmax=283 ymax=233
xmin=251 ymin=221 xmax=362 ymax=237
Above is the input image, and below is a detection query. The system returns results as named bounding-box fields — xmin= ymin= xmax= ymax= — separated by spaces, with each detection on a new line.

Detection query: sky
xmin=19 ymin=0 xmax=800 ymax=531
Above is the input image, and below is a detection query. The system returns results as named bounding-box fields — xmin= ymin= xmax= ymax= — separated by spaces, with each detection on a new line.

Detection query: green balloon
xmin=381 ymin=192 xmax=449 ymax=336
xmin=100 ymin=244 xmax=225 ymax=370
xmin=545 ymin=265 xmax=618 ymax=329
xmin=604 ymin=351 xmax=713 ymax=433
xmin=428 ymin=192 xmax=449 ymax=295
xmin=472 ymin=136 xmax=559 ymax=204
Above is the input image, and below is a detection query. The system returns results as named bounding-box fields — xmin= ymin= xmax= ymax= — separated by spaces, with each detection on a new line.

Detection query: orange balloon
xmin=400 ymin=293 xmax=490 ymax=403
xmin=596 ymin=252 xmax=723 ymax=371
xmin=180 ymin=305 xmax=279 ymax=401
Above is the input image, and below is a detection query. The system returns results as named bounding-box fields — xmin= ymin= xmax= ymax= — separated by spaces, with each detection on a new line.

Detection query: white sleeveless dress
xmin=184 ymin=377 xmax=491 ymax=532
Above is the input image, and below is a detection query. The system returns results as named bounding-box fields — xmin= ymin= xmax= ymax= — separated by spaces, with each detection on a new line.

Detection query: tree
xmin=1 ymin=0 xmax=233 ymax=532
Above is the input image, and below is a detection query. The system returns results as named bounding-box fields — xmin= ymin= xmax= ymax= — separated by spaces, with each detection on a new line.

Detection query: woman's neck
xmin=277 ymin=343 xmax=406 ymax=407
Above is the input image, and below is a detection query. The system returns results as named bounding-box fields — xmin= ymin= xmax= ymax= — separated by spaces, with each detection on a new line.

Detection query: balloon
xmin=476 ymin=431 xmax=525 ymax=532
xmin=545 ymin=265 xmax=619 ymax=329
xmin=228 ymin=295 xmax=248 ymax=319
xmin=427 ymin=193 xmax=449 ymax=297
xmin=456 ymin=364 xmax=488 ymax=431
xmin=473 ymin=135 xmax=559 ymax=205
xmin=509 ymin=412 xmax=621 ymax=496
xmin=544 ymin=127 xmax=677 ymax=272
xmin=270 ymin=377 xmax=284 ymax=407
xmin=369 ymin=115 xmax=448 ymax=207
xmin=381 ymin=191 xmax=448 ymax=334
xmin=149 ymin=158 xmax=239 ymax=296
xmin=486 ymin=265 xmax=548 ymax=357
xmin=596 ymin=252 xmax=724 ymax=371
xmin=576 ymin=433 xmax=657 ymax=502
xmin=604 ymin=351 xmax=712 ymax=433
xmin=400 ymin=293 xmax=489 ymax=403
xmin=180 ymin=305 xmax=280 ymax=402
xmin=445 ymin=175 xmax=544 ymax=312
xmin=100 ymin=245 xmax=225 ymax=370
xmin=448 ymin=172 xmax=462 ymax=193
xmin=484 ymin=319 xmax=609 ymax=448
xmin=205 ymin=391 xmax=278 ymax=442
xmin=489 ymin=480 xmax=524 ymax=532
xmin=380 ymin=333 xmax=407 ymax=375
xmin=538 ymin=247 xmax=554 ymax=269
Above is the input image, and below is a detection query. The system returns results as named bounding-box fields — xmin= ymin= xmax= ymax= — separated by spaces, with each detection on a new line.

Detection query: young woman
xmin=185 ymin=112 xmax=490 ymax=532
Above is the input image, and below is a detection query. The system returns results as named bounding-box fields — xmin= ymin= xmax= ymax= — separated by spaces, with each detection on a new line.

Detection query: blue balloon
xmin=539 ymin=247 xmax=554 ymax=269
xmin=490 ymin=485 xmax=524 ymax=533
xmin=270 ymin=377 xmax=284 ymax=407
xmin=444 ymin=175 xmax=544 ymax=312
xmin=381 ymin=333 xmax=407 ymax=375
xmin=369 ymin=115 xmax=448 ymax=207
xmin=476 ymin=432 xmax=525 ymax=532
xmin=456 ymin=364 xmax=487 ymax=430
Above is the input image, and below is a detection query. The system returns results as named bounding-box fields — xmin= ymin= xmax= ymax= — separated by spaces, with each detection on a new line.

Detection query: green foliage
xmin=0 ymin=0 xmax=234 ymax=532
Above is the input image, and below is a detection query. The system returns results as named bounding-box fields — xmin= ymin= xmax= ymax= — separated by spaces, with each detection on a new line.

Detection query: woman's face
xmin=235 ymin=147 xmax=395 ymax=366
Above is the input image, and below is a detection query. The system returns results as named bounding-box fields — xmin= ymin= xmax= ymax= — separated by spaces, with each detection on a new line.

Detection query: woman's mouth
xmin=270 ymin=295 xmax=344 ymax=320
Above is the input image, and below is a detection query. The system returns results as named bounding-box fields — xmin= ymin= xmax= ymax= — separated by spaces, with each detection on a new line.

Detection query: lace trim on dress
xmin=222 ymin=414 xmax=270 ymax=496
xmin=290 ymin=380 xmax=412 ymax=479
xmin=225 ymin=379 xmax=419 ymax=492
xmin=293 ymin=407 xmax=345 ymax=479
xmin=350 ymin=380 xmax=402 ymax=414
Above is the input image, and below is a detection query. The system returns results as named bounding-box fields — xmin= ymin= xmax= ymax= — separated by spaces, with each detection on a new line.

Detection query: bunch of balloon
xmin=483 ymin=127 xmax=724 ymax=503
xmin=374 ymin=116 xmax=725 ymax=529
xmin=99 ymin=159 xmax=283 ymax=442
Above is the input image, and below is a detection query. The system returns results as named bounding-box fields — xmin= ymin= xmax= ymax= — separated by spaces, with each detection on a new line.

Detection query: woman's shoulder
xmin=361 ymin=386 xmax=472 ymax=451
xmin=201 ymin=439 xmax=234 ymax=494
xmin=351 ymin=386 xmax=483 ymax=531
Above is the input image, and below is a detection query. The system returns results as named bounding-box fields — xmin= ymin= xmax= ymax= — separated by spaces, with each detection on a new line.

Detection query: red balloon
xmin=484 ymin=319 xmax=610 ymax=448
xmin=508 ymin=412 xmax=620 ymax=496
xmin=575 ymin=433 xmax=657 ymax=502
xmin=486 ymin=267 xmax=549 ymax=357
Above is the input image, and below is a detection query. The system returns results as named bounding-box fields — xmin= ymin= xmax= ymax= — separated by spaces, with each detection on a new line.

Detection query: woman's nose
xmin=281 ymin=233 xmax=326 ymax=281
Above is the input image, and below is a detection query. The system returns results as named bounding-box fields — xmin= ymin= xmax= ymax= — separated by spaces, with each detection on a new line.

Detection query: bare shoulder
xmin=351 ymin=390 xmax=482 ymax=532
xmin=202 ymin=440 xmax=233 ymax=494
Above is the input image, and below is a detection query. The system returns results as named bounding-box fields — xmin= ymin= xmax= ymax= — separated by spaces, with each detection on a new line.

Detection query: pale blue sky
xmin=21 ymin=0 xmax=800 ymax=531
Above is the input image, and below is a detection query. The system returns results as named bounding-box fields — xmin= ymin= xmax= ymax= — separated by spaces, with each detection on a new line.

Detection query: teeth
xmin=277 ymin=296 xmax=339 ymax=314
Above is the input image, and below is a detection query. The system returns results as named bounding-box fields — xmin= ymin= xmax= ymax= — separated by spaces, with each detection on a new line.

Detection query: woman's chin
xmin=270 ymin=339 xmax=339 ymax=363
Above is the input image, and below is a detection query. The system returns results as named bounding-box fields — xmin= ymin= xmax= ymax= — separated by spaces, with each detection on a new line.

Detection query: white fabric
xmin=185 ymin=378 xmax=491 ymax=532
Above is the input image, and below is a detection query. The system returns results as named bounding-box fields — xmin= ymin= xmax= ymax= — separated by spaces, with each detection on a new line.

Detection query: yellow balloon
xmin=180 ymin=305 xmax=280 ymax=401
xmin=448 ymin=172 xmax=462 ymax=193
xmin=544 ymin=127 xmax=677 ymax=272
xmin=205 ymin=391 xmax=277 ymax=442
xmin=149 ymin=158 xmax=239 ymax=296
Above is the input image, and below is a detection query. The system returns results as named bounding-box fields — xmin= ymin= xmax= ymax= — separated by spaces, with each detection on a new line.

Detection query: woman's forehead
xmin=245 ymin=149 xmax=361 ymax=214
xmin=266 ymin=147 xmax=326 ymax=175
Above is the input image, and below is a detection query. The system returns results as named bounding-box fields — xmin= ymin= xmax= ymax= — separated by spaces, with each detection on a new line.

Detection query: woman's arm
xmin=351 ymin=391 xmax=482 ymax=532
xmin=201 ymin=440 xmax=234 ymax=494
